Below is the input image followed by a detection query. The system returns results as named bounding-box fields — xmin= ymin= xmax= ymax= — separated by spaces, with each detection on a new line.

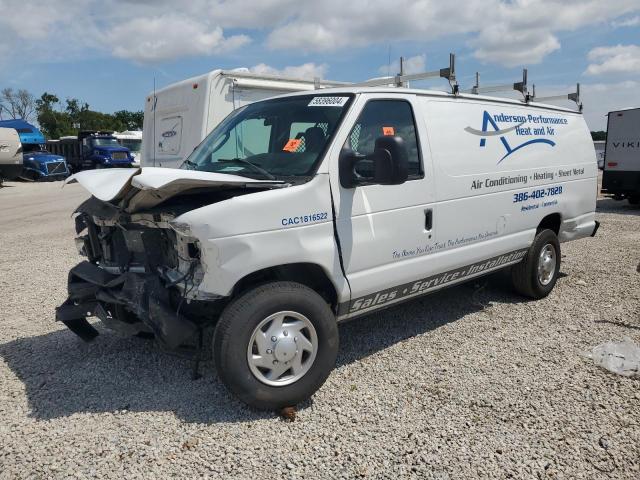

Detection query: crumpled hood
xmin=65 ymin=167 xmax=284 ymax=212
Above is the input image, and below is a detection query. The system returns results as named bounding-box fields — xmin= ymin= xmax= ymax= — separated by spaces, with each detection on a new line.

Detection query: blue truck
xmin=0 ymin=119 xmax=70 ymax=180
xmin=47 ymin=131 xmax=134 ymax=172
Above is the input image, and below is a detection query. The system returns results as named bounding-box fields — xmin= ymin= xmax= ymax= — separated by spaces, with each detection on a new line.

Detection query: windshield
xmin=182 ymin=94 xmax=353 ymax=179
xmin=119 ymin=139 xmax=141 ymax=152
xmin=92 ymin=137 xmax=120 ymax=146
xmin=22 ymin=143 xmax=47 ymax=153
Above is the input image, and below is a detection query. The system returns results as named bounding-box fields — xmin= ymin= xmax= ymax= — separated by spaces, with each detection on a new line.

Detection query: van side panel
xmin=422 ymin=98 xmax=597 ymax=261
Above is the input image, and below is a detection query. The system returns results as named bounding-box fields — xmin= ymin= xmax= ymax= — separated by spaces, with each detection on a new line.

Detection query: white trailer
xmin=142 ymin=69 xmax=347 ymax=168
xmin=602 ymin=107 xmax=640 ymax=204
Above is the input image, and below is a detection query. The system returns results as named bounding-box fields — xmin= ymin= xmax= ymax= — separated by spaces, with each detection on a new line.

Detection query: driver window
xmin=344 ymin=100 xmax=422 ymax=178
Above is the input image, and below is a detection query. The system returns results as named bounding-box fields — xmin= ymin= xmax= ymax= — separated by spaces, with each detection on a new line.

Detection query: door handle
xmin=424 ymin=209 xmax=433 ymax=231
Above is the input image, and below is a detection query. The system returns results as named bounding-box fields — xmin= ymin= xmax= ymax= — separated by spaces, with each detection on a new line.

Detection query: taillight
xmin=608 ymin=162 xmax=618 ymax=167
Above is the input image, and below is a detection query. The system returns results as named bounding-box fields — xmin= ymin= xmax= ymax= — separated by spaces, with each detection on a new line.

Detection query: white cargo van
xmin=601 ymin=107 xmax=640 ymax=204
xmin=142 ymin=69 xmax=347 ymax=169
xmin=59 ymin=86 xmax=598 ymax=409
xmin=0 ymin=127 xmax=23 ymax=184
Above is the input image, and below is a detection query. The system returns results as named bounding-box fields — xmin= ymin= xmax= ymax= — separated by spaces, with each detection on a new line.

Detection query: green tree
xmin=35 ymin=92 xmax=75 ymax=139
xmin=113 ymin=110 xmax=144 ymax=130
xmin=34 ymin=91 xmax=141 ymax=138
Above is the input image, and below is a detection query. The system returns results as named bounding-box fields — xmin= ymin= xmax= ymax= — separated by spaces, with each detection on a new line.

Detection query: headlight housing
xmin=169 ymin=220 xmax=193 ymax=237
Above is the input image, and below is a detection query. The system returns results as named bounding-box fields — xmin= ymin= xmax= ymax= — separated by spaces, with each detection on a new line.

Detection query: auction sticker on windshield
xmin=308 ymin=97 xmax=349 ymax=107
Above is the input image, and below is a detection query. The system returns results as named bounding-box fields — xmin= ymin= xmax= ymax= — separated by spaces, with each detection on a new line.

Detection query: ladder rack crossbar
xmin=349 ymin=53 xmax=457 ymax=92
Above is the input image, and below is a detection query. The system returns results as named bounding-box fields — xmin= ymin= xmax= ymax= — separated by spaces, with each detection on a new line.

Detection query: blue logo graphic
xmin=465 ymin=111 xmax=556 ymax=163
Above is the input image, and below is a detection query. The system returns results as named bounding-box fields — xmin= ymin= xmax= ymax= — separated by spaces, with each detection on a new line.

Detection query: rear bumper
xmin=56 ymin=261 xmax=197 ymax=348
xmin=558 ymin=214 xmax=599 ymax=243
xmin=601 ymin=170 xmax=640 ymax=196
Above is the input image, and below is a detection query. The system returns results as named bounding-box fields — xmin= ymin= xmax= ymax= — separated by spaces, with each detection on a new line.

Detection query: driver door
xmin=329 ymin=93 xmax=437 ymax=317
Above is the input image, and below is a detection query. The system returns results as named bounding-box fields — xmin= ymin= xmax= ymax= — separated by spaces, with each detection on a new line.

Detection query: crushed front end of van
xmin=56 ymin=167 xmax=283 ymax=348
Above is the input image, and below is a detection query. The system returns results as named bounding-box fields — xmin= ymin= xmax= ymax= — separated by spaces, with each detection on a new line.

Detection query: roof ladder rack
xmin=463 ymin=69 xmax=528 ymax=99
xmin=352 ymin=53 xmax=458 ymax=94
xmin=532 ymin=83 xmax=582 ymax=111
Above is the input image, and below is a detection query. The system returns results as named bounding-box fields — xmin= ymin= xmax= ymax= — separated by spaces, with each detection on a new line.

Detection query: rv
xmin=142 ymin=69 xmax=347 ymax=168
xmin=0 ymin=127 xmax=23 ymax=185
xmin=601 ymin=107 xmax=640 ymax=204
xmin=59 ymin=83 xmax=598 ymax=409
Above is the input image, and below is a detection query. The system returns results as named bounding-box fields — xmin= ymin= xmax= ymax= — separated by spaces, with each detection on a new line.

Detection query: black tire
xmin=628 ymin=195 xmax=640 ymax=206
xmin=213 ymin=282 xmax=339 ymax=410
xmin=511 ymin=229 xmax=561 ymax=299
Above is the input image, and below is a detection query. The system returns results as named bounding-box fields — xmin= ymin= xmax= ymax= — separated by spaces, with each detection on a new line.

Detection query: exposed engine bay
xmin=56 ymin=168 xmax=283 ymax=348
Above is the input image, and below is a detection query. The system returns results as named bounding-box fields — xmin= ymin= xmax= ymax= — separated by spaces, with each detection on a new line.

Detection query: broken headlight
xmin=169 ymin=220 xmax=193 ymax=237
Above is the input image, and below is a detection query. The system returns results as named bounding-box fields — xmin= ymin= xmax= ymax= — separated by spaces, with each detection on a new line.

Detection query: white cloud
xmin=612 ymin=15 xmax=640 ymax=28
xmin=265 ymin=0 xmax=640 ymax=67
xmin=249 ymin=62 xmax=328 ymax=79
xmin=0 ymin=0 xmax=640 ymax=68
xmin=378 ymin=54 xmax=426 ymax=76
xmin=585 ymin=45 xmax=640 ymax=76
xmin=473 ymin=29 xmax=560 ymax=67
xmin=108 ymin=15 xmax=249 ymax=63
xmin=581 ymin=80 xmax=640 ymax=130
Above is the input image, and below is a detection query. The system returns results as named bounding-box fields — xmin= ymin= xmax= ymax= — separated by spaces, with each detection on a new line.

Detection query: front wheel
xmin=213 ymin=282 xmax=339 ymax=410
xmin=511 ymin=229 xmax=561 ymax=299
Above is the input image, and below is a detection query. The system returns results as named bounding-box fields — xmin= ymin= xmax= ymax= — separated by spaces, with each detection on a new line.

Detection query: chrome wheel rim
xmin=246 ymin=311 xmax=318 ymax=387
xmin=537 ymin=244 xmax=556 ymax=286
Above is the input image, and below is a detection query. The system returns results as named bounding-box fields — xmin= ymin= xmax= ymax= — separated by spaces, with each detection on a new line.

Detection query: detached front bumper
xmin=56 ymin=261 xmax=197 ymax=348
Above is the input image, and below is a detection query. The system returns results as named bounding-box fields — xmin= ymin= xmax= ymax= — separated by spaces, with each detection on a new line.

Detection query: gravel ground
xmin=0 ymin=178 xmax=639 ymax=479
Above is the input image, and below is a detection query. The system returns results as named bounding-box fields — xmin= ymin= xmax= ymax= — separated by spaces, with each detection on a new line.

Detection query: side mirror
xmin=339 ymin=135 xmax=409 ymax=188
xmin=371 ymin=136 xmax=409 ymax=185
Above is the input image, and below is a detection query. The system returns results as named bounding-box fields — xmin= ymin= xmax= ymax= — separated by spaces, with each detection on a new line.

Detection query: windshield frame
xmin=180 ymin=93 xmax=355 ymax=181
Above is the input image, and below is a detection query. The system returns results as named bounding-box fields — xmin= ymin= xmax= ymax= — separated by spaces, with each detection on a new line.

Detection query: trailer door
xmin=605 ymin=109 xmax=640 ymax=173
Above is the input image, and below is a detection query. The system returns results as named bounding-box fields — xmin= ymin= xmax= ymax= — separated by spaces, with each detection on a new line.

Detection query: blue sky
xmin=1 ymin=0 xmax=639 ymax=130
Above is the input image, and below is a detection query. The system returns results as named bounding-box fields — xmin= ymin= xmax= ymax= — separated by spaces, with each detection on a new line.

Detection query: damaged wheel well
xmin=538 ymin=213 xmax=561 ymax=235
xmin=233 ymin=263 xmax=338 ymax=310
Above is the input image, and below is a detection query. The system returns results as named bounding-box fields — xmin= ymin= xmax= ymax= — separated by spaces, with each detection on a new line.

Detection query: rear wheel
xmin=213 ymin=282 xmax=339 ymax=410
xmin=511 ymin=229 xmax=561 ymax=299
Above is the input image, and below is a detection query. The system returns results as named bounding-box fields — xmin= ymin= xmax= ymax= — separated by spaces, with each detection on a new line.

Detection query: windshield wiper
xmin=219 ymin=158 xmax=276 ymax=180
